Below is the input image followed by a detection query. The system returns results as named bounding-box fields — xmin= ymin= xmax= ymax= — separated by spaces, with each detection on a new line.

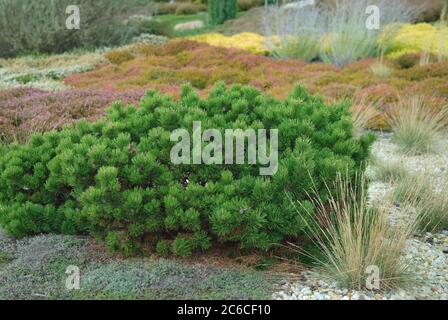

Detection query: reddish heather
xmin=64 ymin=40 xmax=448 ymax=109
xmin=2 ymin=41 xmax=448 ymax=141
xmin=0 ymin=88 xmax=145 ymax=142
xmin=65 ymin=40 xmax=310 ymax=99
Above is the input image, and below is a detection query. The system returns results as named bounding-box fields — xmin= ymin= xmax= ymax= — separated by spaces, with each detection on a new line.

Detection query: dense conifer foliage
xmin=0 ymin=84 xmax=373 ymax=256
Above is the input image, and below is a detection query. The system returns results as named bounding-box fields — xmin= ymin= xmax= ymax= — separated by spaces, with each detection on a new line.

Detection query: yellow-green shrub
xmin=105 ymin=49 xmax=135 ymax=65
xmin=387 ymin=23 xmax=448 ymax=59
xmin=188 ymin=32 xmax=269 ymax=55
xmin=188 ymin=24 xmax=448 ymax=61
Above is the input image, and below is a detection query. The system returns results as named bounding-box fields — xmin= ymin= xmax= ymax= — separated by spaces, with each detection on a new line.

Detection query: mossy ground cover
xmin=0 ymin=232 xmax=278 ymax=300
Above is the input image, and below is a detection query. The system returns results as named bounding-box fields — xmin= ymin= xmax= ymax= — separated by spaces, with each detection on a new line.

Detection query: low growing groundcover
xmin=64 ymin=40 xmax=448 ymax=129
xmin=0 ymin=232 xmax=277 ymax=300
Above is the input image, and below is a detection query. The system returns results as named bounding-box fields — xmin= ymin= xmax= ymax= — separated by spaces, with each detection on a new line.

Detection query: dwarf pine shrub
xmin=0 ymin=84 xmax=374 ymax=256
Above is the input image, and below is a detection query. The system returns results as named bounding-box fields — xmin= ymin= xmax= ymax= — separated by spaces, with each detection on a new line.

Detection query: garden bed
xmin=1 ymin=0 xmax=448 ymax=301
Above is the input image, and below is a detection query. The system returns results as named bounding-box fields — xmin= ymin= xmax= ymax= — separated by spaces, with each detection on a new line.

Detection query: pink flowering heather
xmin=0 ymin=88 xmax=145 ymax=142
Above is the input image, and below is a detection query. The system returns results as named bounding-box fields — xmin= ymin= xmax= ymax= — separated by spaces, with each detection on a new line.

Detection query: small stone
xmin=314 ymin=292 xmax=325 ymax=300
xmin=432 ymin=255 xmax=446 ymax=268
xmin=318 ymin=280 xmax=328 ymax=288
xmin=351 ymin=292 xmax=360 ymax=300
xmin=301 ymin=287 xmax=312 ymax=295
xmin=340 ymin=288 xmax=348 ymax=295
xmin=431 ymin=287 xmax=442 ymax=294
xmin=174 ymin=20 xmax=204 ymax=31
xmin=443 ymin=247 xmax=448 ymax=254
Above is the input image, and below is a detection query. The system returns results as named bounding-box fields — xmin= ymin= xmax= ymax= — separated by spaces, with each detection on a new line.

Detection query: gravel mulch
xmin=273 ymin=133 xmax=448 ymax=300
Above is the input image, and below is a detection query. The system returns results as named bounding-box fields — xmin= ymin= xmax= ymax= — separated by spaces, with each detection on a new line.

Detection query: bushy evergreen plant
xmin=0 ymin=84 xmax=374 ymax=256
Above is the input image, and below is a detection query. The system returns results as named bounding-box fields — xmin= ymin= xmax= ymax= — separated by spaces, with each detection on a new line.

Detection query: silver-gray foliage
xmin=263 ymin=0 xmax=419 ymax=66
xmin=0 ymin=0 xmax=155 ymax=58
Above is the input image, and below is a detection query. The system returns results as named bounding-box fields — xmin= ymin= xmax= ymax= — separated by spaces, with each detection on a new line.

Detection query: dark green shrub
xmin=395 ymin=52 xmax=438 ymax=69
xmin=156 ymin=240 xmax=171 ymax=256
xmin=208 ymin=0 xmax=237 ymax=25
xmin=0 ymin=0 xmax=154 ymax=58
xmin=0 ymin=84 xmax=374 ymax=256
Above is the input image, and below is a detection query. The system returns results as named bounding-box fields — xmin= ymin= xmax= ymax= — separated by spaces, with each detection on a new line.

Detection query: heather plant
xmin=131 ymin=34 xmax=168 ymax=45
xmin=188 ymin=33 xmax=269 ymax=55
xmin=0 ymin=88 xmax=144 ymax=143
xmin=0 ymin=0 xmax=155 ymax=58
xmin=105 ymin=49 xmax=136 ymax=65
xmin=61 ymin=40 xmax=448 ymax=130
xmin=396 ymin=60 xmax=448 ymax=81
xmin=0 ymin=50 xmax=107 ymax=71
xmin=0 ymin=84 xmax=374 ymax=256
xmin=64 ymin=40 xmax=309 ymax=95
xmin=370 ymin=61 xmax=392 ymax=79
xmin=0 ymin=50 xmax=107 ymax=91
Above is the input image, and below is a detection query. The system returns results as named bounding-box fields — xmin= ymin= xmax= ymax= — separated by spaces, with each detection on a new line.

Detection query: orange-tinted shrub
xmin=396 ymin=61 xmax=448 ymax=81
xmin=105 ymin=49 xmax=135 ymax=65
xmin=62 ymin=40 xmax=448 ymax=130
